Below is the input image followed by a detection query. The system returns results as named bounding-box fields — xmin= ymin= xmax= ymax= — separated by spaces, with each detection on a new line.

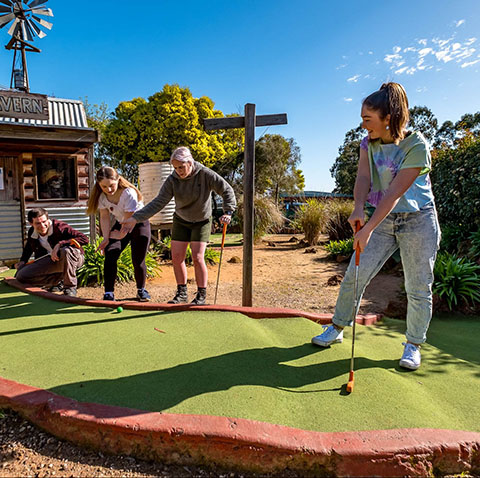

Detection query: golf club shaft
xmin=347 ymin=221 xmax=361 ymax=392
xmin=214 ymin=223 xmax=227 ymax=304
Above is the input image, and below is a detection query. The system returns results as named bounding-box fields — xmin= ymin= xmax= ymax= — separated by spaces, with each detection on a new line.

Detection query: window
xmin=35 ymin=157 xmax=77 ymax=201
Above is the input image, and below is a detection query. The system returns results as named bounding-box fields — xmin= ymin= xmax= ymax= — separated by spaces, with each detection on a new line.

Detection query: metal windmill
xmin=0 ymin=0 xmax=53 ymax=92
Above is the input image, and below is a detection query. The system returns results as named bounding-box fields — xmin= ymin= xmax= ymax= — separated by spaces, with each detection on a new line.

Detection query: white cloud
xmin=393 ymin=46 xmax=402 ymax=53
xmin=461 ymin=59 xmax=480 ymax=68
xmin=343 ymin=97 xmax=353 ymax=102
xmin=347 ymin=74 xmax=361 ymax=82
xmin=418 ymin=39 xmax=428 ymax=46
xmin=336 ymin=64 xmax=347 ymax=70
xmin=455 ymin=19 xmax=465 ymax=27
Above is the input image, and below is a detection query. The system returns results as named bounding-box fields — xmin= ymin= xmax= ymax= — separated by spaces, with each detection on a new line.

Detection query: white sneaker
xmin=311 ymin=325 xmax=344 ymax=347
xmin=399 ymin=342 xmax=421 ymax=370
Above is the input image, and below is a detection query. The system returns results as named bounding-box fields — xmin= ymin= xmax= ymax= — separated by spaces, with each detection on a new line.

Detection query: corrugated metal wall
xmin=24 ymin=207 xmax=91 ymax=237
xmin=0 ymin=201 xmax=23 ymax=261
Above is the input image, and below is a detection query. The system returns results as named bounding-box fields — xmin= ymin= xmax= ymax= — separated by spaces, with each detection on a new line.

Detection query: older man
xmin=15 ymin=208 xmax=88 ymax=297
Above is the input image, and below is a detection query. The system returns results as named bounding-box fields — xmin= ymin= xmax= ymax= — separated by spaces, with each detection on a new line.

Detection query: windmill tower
xmin=0 ymin=0 xmax=54 ymax=92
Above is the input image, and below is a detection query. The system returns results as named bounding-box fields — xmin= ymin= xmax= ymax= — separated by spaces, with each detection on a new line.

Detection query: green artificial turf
xmin=0 ymin=280 xmax=479 ymax=433
xmin=209 ymin=233 xmax=243 ymax=248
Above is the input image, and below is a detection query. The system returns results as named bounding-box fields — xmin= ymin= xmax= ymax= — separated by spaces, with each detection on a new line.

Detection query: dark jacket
xmin=20 ymin=219 xmax=89 ymax=263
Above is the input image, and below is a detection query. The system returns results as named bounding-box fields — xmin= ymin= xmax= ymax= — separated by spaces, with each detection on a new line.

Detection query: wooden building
xmin=0 ymin=90 xmax=98 ymax=265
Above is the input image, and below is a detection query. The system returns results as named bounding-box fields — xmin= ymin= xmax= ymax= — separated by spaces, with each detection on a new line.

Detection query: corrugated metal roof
xmin=0 ymin=96 xmax=89 ymax=129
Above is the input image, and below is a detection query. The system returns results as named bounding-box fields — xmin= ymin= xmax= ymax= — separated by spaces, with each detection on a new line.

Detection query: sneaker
xmin=399 ymin=342 xmax=421 ymax=370
xmin=168 ymin=285 xmax=188 ymax=304
xmin=311 ymin=324 xmax=344 ymax=347
xmin=48 ymin=282 xmax=63 ymax=293
xmin=137 ymin=288 xmax=151 ymax=302
xmin=103 ymin=292 xmax=115 ymax=301
xmin=63 ymin=287 xmax=77 ymax=297
xmin=191 ymin=288 xmax=207 ymax=305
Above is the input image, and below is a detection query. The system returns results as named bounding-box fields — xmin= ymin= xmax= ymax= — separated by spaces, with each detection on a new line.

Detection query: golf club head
xmin=346 ymin=379 xmax=354 ymax=393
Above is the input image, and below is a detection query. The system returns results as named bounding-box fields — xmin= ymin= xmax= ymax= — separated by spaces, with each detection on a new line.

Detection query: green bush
xmin=154 ymin=236 xmax=220 ymax=265
xmin=431 ymin=134 xmax=480 ymax=242
xmin=433 ymin=251 xmax=480 ymax=310
xmin=324 ymin=237 xmax=354 ymax=258
xmin=296 ymin=199 xmax=329 ymax=245
xmin=237 ymin=195 xmax=285 ymax=243
xmin=77 ymin=237 xmax=161 ymax=287
xmin=468 ymin=230 xmax=480 ymax=260
xmin=325 ymin=200 xmax=355 ymax=241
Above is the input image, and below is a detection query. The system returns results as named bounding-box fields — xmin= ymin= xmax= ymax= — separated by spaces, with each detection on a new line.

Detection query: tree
xmin=330 ymin=125 xmax=364 ymax=195
xmin=99 ymin=85 xmax=243 ymax=182
xmin=455 ymin=112 xmax=480 ymax=138
xmin=82 ymin=97 xmax=111 ymax=169
xmin=408 ymin=106 xmax=438 ymax=145
xmin=434 ymin=120 xmax=456 ymax=150
xmin=254 ymin=134 xmax=305 ymax=204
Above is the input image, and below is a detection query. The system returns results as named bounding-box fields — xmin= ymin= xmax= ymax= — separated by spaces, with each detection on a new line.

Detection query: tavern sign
xmin=0 ymin=90 xmax=49 ymax=120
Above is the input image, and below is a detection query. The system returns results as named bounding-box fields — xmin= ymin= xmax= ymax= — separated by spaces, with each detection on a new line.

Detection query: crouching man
xmin=15 ymin=208 xmax=88 ymax=297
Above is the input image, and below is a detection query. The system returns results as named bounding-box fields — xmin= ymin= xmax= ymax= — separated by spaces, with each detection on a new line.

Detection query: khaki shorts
xmin=171 ymin=213 xmax=212 ymax=243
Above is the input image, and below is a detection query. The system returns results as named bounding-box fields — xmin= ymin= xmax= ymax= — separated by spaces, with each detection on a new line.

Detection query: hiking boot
xmin=63 ymin=287 xmax=77 ymax=297
xmin=168 ymin=285 xmax=188 ymax=304
xmin=311 ymin=324 xmax=344 ymax=347
xmin=137 ymin=288 xmax=151 ymax=302
xmin=399 ymin=342 xmax=421 ymax=370
xmin=103 ymin=292 xmax=115 ymax=301
xmin=191 ymin=287 xmax=207 ymax=305
xmin=48 ymin=282 xmax=63 ymax=293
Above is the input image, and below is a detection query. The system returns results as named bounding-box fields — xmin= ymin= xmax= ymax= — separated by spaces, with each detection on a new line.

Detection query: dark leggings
xmin=104 ymin=220 xmax=151 ymax=293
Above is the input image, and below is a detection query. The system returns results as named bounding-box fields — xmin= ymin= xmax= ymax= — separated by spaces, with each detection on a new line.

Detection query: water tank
xmin=138 ymin=162 xmax=175 ymax=226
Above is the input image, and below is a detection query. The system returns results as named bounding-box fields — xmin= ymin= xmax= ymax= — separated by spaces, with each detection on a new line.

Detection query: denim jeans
xmin=332 ymin=207 xmax=440 ymax=344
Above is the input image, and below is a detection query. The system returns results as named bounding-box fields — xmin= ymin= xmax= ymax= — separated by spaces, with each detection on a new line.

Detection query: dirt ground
xmin=1 ymin=234 xmax=405 ymax=478
xmin=77 ymin=234 xmax=404 ymax=315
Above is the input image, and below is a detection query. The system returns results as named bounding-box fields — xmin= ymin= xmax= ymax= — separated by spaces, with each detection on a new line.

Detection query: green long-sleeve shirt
xmin=133 ymin=161 xmax=236 ymax=223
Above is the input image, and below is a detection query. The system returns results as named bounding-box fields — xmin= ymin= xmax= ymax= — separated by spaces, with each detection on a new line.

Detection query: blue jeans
xmin=332 ymin=207 xmax=440 ymax=344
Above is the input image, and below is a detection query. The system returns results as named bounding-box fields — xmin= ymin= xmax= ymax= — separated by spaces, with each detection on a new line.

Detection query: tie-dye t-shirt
xmin=360 ymin=131 xmax=435 ymax=213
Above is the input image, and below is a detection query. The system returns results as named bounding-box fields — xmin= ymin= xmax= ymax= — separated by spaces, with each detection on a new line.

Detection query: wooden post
xmin=243 ymin=104 xmax=256 ymax=306
xmin=203 ymin=107 xmax=287 ymax=307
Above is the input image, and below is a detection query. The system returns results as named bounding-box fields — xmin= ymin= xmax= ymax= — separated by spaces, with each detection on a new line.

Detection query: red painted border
xmin=2 ymin=277 xmax=479 ymax=476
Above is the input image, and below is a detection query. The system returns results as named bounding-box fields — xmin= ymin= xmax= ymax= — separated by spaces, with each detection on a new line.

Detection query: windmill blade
xmin=24 ymin=20 xmax=36 ymax=41
xmin=0 ymin=0 xmax=13 ymax=7
xmin=0 ymin=12 xmax=14 ymax=27
xmin=27 ymin=17 xmax=45 ymax=37
xmin=7 ymin=16 xmax=19 ymax=35
xmin=0 ymin=5 xmax=12 ymax=13
xmin=28 ymin=0 xmax=48 ymax=8
xmin=32 ymin=14 xmax=52 ymax=29
xmin=31 ymin=7 xmax=53 ymax=16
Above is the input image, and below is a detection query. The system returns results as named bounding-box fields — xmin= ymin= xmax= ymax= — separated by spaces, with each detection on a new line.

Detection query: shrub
xmin=154 ymin=236 xmax=220 ymax=265
xmin=237 ymin=196 xmax=285 ymax=243
xmin=433 ymin=252 xmax=480 ymax=310
xmin=431 ymin=134 xmax=480 ymax=242
xmin=324 ymin=238 xmax=354 ymax=258
xmin=325 ymin=200 xmax=355 ymax=241
xmin=468 ymin=230 xmax=480 ymax=260
xmin=77 ymin=237 xmax=161 ymax=287
xmin=296 ymin=199 xmax=329 ymax=245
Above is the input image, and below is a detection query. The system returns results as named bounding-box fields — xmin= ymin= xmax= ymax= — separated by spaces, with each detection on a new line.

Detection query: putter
xmin=346 ymin=221 xmax=362 ymax=393
xmin=214 ymin=222 xmax=227 ymax=305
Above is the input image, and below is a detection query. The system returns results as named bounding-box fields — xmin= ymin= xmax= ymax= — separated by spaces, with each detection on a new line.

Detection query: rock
xmin=304 ymin=247 xmax=317 ymax=254
xmin=228 ymin=256 xmax=241 ymax=263
xmin=288 ymin=236 xmax=299 ymax=242
xmin=326 ymin=274 xmax=343 ymax=286
xmin=336 ymin=254 xmax=350 ymax=262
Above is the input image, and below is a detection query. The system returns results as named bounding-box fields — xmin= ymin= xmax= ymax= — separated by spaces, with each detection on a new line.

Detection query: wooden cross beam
xmin=204 ymin=104 xmax=288 ymax=307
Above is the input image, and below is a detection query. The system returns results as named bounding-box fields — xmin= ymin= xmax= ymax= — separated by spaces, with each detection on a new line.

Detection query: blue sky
xmin=1 ymin=0 xmax=479 ymax=192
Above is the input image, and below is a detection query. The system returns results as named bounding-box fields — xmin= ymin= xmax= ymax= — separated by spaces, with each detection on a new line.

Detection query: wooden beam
xmin=203 ymin=113 xmax=287 ymax=131
xmin=242 ymin=104 xmax=256 ymax=307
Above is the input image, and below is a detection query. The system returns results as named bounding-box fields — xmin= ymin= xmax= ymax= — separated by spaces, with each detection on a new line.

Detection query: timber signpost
xmin=204 ymin=104 xmax=288 ymax=307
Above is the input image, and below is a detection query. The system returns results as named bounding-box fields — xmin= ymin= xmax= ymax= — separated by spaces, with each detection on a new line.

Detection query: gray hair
xmin=170 ymin=147 xmax=194 ymax=163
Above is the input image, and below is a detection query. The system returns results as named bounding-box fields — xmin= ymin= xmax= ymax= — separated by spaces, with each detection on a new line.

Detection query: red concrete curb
xmin=2 ymin=277 xmax=479 ymax=476
xmin=3 ymin=277 xmax=381 ymax=325
xmin=1 ymin=377 xmax=479 ymax=477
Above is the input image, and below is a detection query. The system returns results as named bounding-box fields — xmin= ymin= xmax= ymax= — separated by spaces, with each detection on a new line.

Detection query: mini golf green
xmin=0 ymin=280 xmax=479 ymax=434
